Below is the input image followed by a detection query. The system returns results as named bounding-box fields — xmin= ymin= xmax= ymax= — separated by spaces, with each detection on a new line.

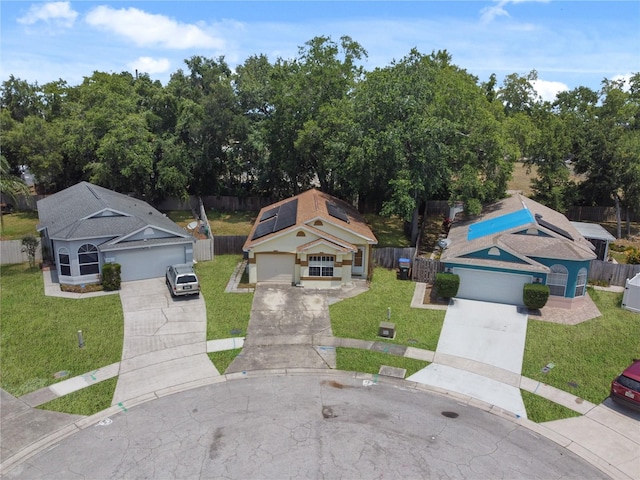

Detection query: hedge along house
xmin=440 ymin=194 xmax=597 ymax=308
xmin=243 ymin=189 xmax=378 ymax=288
xmin=37 ymin=182 xmax=195 ymax=284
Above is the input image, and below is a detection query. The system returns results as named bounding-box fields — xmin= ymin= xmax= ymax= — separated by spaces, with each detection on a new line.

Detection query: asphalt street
xmin=5 ymin=373 xmax=608 ymax=480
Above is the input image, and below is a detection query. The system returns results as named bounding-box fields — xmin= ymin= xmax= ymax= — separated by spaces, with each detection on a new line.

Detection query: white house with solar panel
xmin=441 ymin=194 xmax=597 ymax=308
xmin=243 ymin=189 xmax=378 ymax=288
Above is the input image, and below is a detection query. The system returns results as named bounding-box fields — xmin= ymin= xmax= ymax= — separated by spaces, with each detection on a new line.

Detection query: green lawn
xmin=330 ymin=267 xmax=445 ymax=351
xmin=0 ymin=211 xmax=39 ymax=240
xmin=0 ymin=263 xmax=124 ymax=397
xmin=208 ymin=349 xmax=242 ymax=374
xmin=336 ymin=348 xmax=428 ymax=377
xmin=364 ymin=214 xmax=410 ymax=247
xmin=522 ymin=287 xmax=640 ymax=406
xmin=195 ymin=255 xmax=254 ymax=340
xmin=37 ymin=378 xmax=118 ymax=416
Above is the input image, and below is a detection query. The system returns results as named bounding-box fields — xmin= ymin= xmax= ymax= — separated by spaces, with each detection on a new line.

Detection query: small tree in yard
xmin=101 ymin=263 xmax=121 ymax=291
xmin=21 ymin=235 xmax=39 ymax=268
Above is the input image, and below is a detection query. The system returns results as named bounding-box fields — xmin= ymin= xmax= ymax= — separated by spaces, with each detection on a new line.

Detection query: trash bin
xmin=398 ymin=257 xmax=411 ymax=280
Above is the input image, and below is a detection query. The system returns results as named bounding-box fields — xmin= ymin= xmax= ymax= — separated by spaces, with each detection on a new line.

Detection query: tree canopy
xmin=1 ymin=36 xmax=638 ymax=240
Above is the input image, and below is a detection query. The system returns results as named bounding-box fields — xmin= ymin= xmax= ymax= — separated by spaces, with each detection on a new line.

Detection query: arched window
xmin=547 ymin=264 xmax=568 ymax=296
xmin=575 ymin=268 xmax=588 ymax=297
xmin=58 ymin=248 xmax=70 ymax=276
xmin=78 ymin=244 xmax=99 ymax=275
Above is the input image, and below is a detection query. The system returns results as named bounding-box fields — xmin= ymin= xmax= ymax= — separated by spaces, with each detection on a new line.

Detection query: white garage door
xmin=110 ymin=245 xmax=186 ymax=281
xmin=257 ymin=254 xmax=295 ymax=284
xmin=453 ymin=268 xmax=532 ymax=305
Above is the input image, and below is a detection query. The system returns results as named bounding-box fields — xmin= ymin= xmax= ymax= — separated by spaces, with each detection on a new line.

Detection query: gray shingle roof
xmin=37 ymin=182 xmax=189 ymax=242
xmin=442 ymin=194 xmax=596 ymax=268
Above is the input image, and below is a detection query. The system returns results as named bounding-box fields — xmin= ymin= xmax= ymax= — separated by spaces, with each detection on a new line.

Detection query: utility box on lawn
xmin=378 ymin=321 xmax=396 ymax=339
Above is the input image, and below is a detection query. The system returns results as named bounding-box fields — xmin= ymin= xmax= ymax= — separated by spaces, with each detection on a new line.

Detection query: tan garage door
xmin=256 ymin=254 xmax=295 ymax=284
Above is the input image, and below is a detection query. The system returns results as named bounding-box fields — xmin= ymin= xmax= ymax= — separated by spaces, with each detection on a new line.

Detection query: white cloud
xmin=480 ymin=0 xmax=550 ymax=24
xmin=532 ymin=79 xmax=568 ymax=102
xmin=85 ymin=6 xmax=224 ymax=50
xmin=128 ymin=57 xmax=171 ymax=75
xmin=18 ymin=1 xmax=78 ymax=28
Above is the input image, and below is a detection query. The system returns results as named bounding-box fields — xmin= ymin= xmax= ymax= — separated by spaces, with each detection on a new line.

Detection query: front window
xmin=58 ymin=248 xmax=70 ymax=276
xmin=575 ymin=268 xmax=588 ymax=296
xmin=78 ymin=244 xmax=99 ymax=275
xmin=309 ymin=255 xmax=334 ymax=277
xmin=547 ymin=264 xmax=568 ymax=296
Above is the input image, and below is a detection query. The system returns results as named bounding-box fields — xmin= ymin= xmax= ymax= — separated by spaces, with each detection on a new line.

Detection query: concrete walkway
xmin=408 ymin=298 xmax=529 ymax=418
xmin=226 ymin=284 xmax=336 ymax=373
xmin=112 ymin=278 xmax=219 ymax=405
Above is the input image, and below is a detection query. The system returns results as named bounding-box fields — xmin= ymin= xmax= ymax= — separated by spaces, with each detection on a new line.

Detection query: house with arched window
xmin=440 ymin=195 xmax=596 ymax=308
xmin=37 ymin=182 xmax=195 ymax=284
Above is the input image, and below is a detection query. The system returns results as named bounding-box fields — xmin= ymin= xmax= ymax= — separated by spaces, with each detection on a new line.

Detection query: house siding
xmin=531 ymin=257 xmax=591 ymax=299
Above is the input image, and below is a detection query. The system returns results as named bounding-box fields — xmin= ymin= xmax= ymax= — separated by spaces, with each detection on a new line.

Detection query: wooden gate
xmin=412 ymin=258 xmax=444 ymax=283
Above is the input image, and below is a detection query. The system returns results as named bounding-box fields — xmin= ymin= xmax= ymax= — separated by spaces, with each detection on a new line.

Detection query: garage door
xmin=257 ymin=254 xmax=295 ymax=284
xmin=453 ymin=268 xmax=532 ymax=305
xmin=110 ymin=245 xmax=187 ymax=281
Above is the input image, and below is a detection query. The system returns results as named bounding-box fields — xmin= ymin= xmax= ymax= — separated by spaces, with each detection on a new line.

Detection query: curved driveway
xmin=3 ymin=373 xmax=607 ymax=480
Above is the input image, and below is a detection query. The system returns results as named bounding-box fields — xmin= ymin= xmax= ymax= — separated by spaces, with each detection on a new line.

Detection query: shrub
xmin=21 ymin=235 xmax=39 ymax=268
xmin=523 ymin=283 xmax=550 ymax=309
xmin=435 ymin=272 xmax=459 ymax=298
xmin=101 ymin=263 xmax=121 ymax=291
xmin=626 ymin=247 xmax=640 ymax=265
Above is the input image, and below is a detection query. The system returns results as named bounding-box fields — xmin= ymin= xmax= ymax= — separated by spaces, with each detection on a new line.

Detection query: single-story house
xmin=243 ymin=189 xmax=378 ymax=288
xmin=37 ymin=182 xmax=195 ymax=284
xmin=440 ymin=194 xmax=597 ymax=308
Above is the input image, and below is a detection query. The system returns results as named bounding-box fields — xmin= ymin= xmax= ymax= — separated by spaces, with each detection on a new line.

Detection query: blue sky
xmin=1 ymin=1 xmax=638 ymax=100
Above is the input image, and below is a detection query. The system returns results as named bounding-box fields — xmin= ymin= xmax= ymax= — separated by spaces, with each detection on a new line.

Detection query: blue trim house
xmin=440 ymin=195 xmax=596 ymax=308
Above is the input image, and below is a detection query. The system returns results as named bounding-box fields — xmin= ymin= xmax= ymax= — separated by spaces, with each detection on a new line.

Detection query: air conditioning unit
xmin=378 ymin=321 xmax=396 ymax=339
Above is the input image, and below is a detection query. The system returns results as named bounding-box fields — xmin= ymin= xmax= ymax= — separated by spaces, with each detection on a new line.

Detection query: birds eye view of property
xmin=0 ymin=1 xmax=639 ymax=478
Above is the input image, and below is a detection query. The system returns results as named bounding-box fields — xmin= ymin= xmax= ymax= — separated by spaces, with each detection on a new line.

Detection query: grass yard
xmin=522 ymin=288 xmax=640 ymax=406
xmin=507 ymin=162 xmax=537 ymax=195
xmin=195 ymin=255 xmax=253 ymax=340
xmin=208 ymin=349 xmax=242 ymax=374
xmin=37 ymin=378 xmax=118 ymax=416
xmin=0 ymin=263 xmax=124 ymax=397
xmin=364 ymin=214 xmax=409 ymax=247
xmin=0 ymin=211 xmax=39 ymax=240
xmin=336 ymin=348 xmax=428 ymax=377
xmin=521 ymin=391 xmax=580 ymax=423
xmin=330 ymin=267 xmax=445 ymax=351
xmin=164 ymin=210 xmax=256 ymax=236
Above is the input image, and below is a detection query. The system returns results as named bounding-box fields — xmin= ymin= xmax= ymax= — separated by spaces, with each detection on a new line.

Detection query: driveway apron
xmin=112 ymin=278 xmax=219 ymax=405
xmin=226 ymin=285 xmax=335 ymax=373
xmin=408 ymin=298 xmax=529 ymax=418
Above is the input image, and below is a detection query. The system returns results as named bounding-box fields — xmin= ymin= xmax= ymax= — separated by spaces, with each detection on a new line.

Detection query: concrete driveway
xmin=226 ymin=285 xmax=336 ymax=373
xmin=112 ymin=278 xmax=219 ymax=405
xmin=408 ymin=298 xmax=529 ymax=418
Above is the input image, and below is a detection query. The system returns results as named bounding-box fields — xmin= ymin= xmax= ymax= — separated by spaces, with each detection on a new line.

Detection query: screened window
xmin=547 ymin=264 xmax=568 ymax=296
xmin=575 ymin=268 xmax=588 ymax=296
xmin=308 ymin=255 xmax=334 ymax=277
xmin=58 ymin=248 xmax=70 ymax=276
xmin=78 ymin=244 xmax=99 ymax=275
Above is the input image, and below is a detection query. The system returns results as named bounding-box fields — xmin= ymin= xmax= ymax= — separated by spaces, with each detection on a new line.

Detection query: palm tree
xmin=0 ymin=155 xmax=31 ymax=228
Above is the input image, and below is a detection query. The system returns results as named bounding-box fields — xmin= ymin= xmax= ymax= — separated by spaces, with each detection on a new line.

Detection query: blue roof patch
xmin=467 ymin=208 xmax=535 ymax=241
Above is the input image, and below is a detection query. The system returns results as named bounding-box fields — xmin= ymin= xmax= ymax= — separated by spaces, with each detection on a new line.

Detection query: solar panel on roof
xmin=274 ymin=199 xmax=297 ymax=232
xmin=536 ymin=214 xmax=573 ymax=241
xmin=260 ymin=206 xmax=279 ymax=222
xmin=252 ymin=217 xmax=277 ymax=240
xmin=326 ymin=202 xmax=349 ymax=223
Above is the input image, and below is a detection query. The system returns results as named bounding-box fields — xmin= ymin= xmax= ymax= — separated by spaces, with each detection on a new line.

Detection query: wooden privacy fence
xmin=372 ymin=247 xmax=416 ymax=269
xmin=213 ymin=235 xmax=247 ymax=256
xmin=0 ymin=240 xmax=42 ymax=265
xmin=411 ymin=258 xmax=445 ymax=283
xmin=194 ymin=239 xmax=214 ymax=262
xmin=588 ymin=260 xmax=640 ymax=287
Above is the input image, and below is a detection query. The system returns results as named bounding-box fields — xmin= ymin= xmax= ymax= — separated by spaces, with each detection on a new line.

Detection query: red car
xmin=610 ymin=359 xmax=640 ymax=411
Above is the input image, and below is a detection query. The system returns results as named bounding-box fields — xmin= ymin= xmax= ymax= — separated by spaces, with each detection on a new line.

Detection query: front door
xmin=352 ymin=247 xmax=365 ymax=276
